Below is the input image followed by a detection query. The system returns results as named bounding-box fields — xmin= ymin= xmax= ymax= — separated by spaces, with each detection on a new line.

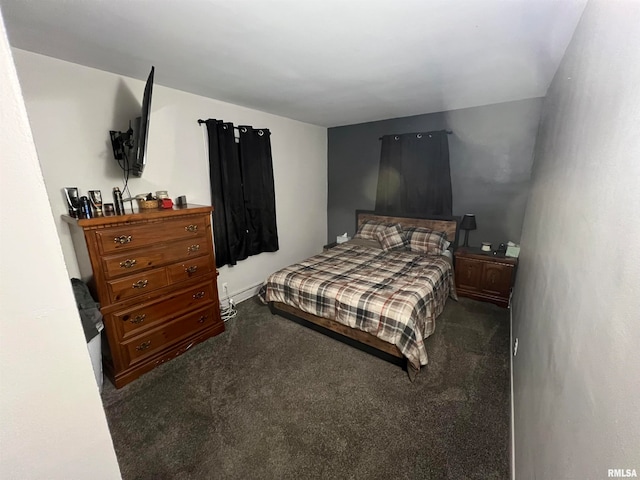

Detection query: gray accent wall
xmin=328 ymin=98 xmax=543 ymax=247
xmin=512 ymin=1 xmax=640 ymax=477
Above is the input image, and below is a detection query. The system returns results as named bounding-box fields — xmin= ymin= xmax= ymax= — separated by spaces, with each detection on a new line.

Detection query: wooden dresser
xmin=63 ymin=205 xmax=224 ymax=388
xmin=454 ymin=247 xmax=518 ymax=308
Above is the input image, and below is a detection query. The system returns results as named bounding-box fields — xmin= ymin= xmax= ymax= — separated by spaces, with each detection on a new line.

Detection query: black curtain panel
xmin=238 ymin=126 xmax=279 ymax=256
xmin=375 ymin=130 xmax=452 ymax=216
xmin=205 ymin=119 xmax=248 ymax=267
xmin=205 ymin=119 xmax=279 ymax=267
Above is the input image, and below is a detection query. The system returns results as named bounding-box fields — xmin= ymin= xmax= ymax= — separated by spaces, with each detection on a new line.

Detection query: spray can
xmin=113 ymin=187 xmax=125 ymax=215
xmin=79 ymin=196 xmax=92 ymax=219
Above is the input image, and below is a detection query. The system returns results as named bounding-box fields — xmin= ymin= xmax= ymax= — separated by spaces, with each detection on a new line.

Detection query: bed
xmin=260 ymin=210 xmax=459 ymax=379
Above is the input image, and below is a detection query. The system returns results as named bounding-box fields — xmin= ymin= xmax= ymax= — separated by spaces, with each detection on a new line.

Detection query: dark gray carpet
xmin=102 ymin=296 xmax=510 ymax=480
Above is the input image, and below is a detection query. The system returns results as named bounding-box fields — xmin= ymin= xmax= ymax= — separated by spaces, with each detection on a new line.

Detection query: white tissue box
xmin=506 ymin=245 xmax=520 ymax=258
xmin=336 ymin=235 xmax=351 ymax=244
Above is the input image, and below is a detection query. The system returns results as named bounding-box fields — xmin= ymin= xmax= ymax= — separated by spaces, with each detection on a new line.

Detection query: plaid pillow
xmin=375 ymin=224 xmax=408 ymax=251
xmin=404 ymin=227 xmax=449 ymax=254
xmin=354 ymin=220 xmax=390 ymax=240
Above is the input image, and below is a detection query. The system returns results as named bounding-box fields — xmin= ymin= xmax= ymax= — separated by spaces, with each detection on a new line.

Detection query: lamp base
xmin=462 ymin=230 xmax=470 ymax=247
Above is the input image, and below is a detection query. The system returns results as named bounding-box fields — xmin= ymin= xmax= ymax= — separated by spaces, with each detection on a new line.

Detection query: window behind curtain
xmin=205 ymin=120 xmax=278 ymax=267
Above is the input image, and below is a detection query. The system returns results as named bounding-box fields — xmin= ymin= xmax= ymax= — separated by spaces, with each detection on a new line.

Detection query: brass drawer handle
xmin=188 ymin=244 xmax=200 ymax=253
xmin=185 ymin=224 xmax=198 ymax=233
xmin=114 ymin=235 xmax=132 ymax=244
xmin=132 ymin=279 xmax=148 ymax=289
xmin=120 ymin=259 xmax=137 ymax=269
xmin=192 ymin=291 xmax=205 ymax=299
xmin=130 ymin=314 xmax=146 ymax=324
xmin=185 ymin=265 xmax=198 ymax=274
xmin=198 ymin=315 xmax=208 ymax=324
xmin=136 ymin=340 xmax=151 ymax=351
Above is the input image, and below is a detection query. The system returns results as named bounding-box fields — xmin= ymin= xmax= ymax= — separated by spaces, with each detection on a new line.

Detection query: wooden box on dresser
xmin=454 ymin=247 xmax=518 ymax=308
xmin=63 ymin=204 xmax=224 ymax=388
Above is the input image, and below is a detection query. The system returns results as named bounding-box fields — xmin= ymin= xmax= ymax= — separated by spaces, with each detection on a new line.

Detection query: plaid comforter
xmin=260 ymin=243 xmax=456 ymax=373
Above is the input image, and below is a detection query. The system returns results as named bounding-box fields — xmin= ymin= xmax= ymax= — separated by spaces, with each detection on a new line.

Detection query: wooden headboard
xmin=355 ymin=210 xmax=460 ymax=245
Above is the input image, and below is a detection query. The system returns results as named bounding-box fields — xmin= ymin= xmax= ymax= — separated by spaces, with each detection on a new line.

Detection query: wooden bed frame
xmin=269 ymin=210 xmax=459 ymax=369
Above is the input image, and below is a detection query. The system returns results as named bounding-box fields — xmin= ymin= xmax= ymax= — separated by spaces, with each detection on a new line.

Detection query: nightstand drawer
xmin=455 ymin=257 xmax=483 ymax=291
xmin=481 ymin=262 xmax=513 ymax=296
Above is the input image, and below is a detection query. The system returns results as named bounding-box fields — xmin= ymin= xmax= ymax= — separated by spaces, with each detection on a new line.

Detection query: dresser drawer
xmin=122 ymin=305 xmax=220 ymax=366
xmin=109 ymin=282 xmax=217 ymax=339
xmin=167 ymin=255 xmax=214 ymax=284
xmin=106 ymin=268 xmax=169 ymax=303
xmin=102 ymin=237 xmax=209 ymax=279
xmin=96 ymin=216 xmax=208 ymax=254
xmin=163 ymin=237 xmax=210 ymax=262
xmin=102 ymin=248 xmax=167 ymax=279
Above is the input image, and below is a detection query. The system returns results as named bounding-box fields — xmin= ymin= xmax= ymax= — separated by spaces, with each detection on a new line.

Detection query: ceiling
xmin=0 ymin=0 xmax=586 ymax=127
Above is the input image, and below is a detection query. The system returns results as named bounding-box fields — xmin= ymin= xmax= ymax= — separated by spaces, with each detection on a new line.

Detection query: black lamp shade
xmin=460 ymin=214 xmax=477 ymax=231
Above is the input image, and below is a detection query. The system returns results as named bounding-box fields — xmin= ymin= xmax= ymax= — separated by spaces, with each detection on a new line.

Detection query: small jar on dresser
xmin=454 ymin=247 xmax=518 ymax=308
xmin=62 ymin=204 xmax=224 ymax=388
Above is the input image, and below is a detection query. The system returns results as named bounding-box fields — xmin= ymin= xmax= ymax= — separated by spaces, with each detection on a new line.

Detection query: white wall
xmin=512 ymin=0 xmax=640 ymax=477
xmin=0 ymin=12 xmax=121 ymax=480
xmin=12 ymin=49 xmax=328 ymax=301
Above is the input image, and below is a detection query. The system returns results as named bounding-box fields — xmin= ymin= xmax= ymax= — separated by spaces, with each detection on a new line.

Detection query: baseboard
xmin=510 ymin=304 xmax=516 ymax=480
xmin=229 ymin=281 xmax=263 ymax=304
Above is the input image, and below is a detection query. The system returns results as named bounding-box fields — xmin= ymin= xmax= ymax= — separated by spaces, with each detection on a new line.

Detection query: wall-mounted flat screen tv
xmin=109 ymin=66 xmax=154 ymax=177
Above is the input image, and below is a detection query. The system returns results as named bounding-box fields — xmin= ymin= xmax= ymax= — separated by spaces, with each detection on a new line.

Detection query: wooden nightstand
xmin=454 ymin=247 xmax=518 ymax=308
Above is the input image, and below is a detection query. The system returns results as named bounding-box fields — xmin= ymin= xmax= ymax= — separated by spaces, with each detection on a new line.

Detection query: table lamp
xmin=460 ymin=214 xmax=477 ymax=247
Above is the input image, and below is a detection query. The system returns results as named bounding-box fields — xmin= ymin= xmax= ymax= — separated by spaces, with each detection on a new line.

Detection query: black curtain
xmin=375 ymin=130 xmax=452 ymax=216
xmin=238 ymin=126 xmax=279 ymax=256
xmin=205 ymin=119 xmax=278 ymax=267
